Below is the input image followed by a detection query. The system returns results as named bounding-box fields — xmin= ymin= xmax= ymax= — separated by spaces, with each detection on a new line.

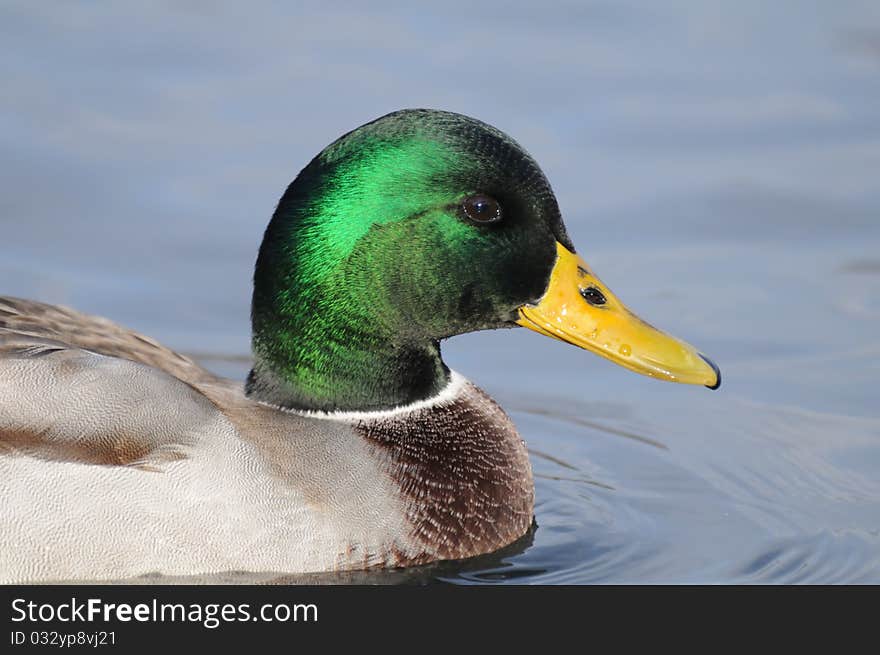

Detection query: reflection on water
xmin=3 ymin=2 xmax=880 ymax=583
xmin=839 ymin=258 xmax=880 ymax=276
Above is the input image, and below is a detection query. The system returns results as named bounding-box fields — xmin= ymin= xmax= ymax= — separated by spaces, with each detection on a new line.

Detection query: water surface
xmin=2 ymin=1 xmax=879 ymax=583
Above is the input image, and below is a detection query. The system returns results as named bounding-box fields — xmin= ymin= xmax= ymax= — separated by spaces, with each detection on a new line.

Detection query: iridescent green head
xmin=247 ymin=109 xmax=572 ymax=411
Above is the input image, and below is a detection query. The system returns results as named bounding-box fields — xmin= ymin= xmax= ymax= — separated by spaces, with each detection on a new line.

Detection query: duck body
xmin=1 ymin=109 xmax=718 ymax=582
xmin=0 ymin=298 xmax=531 ymax=582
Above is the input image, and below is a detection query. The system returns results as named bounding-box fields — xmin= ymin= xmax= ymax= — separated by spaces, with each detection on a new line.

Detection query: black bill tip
xmin=699 ymin=354 xmax=722 ymax=390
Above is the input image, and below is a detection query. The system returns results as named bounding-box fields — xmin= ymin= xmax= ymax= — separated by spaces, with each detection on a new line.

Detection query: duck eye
xmin=462 ymin=194 xmax=502 ymax=224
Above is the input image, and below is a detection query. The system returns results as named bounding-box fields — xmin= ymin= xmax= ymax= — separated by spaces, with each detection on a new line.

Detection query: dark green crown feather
xmin=248 ymin=109 xmax=572 ymax=411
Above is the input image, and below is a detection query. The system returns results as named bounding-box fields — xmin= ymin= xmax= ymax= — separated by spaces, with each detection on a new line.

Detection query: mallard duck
xmin=0 ymin=109 xmax=719 ymax=583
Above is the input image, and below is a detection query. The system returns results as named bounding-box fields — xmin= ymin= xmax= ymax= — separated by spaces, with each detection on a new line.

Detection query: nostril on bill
xmin=579 ymin=286 xmax=607 ymax=306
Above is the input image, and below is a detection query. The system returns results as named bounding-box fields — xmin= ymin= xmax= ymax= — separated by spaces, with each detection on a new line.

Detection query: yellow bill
xmin=517 ymin=242 xmax=721 ymax=389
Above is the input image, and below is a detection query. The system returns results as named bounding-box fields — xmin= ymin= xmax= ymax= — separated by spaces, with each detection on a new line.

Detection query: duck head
xmin=248 ymin=109 xmax=719 ymax=412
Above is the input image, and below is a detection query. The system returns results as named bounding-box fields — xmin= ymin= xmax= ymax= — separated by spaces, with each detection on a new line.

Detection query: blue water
xmin=2 ymin=1 xmax=879 ymax=583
